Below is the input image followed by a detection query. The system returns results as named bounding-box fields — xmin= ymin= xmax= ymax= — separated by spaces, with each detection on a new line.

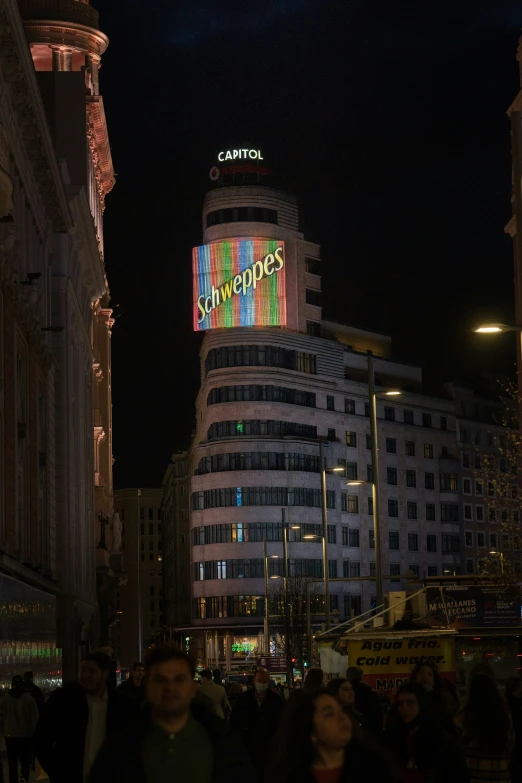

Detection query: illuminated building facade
xmin=0 ymin=0 xmax=119 ymax=685
xmin=186 ymin=173 xmax=462 ymax=668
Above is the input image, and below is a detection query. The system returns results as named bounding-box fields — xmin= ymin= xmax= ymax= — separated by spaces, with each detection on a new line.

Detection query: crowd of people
xmin=0 ymin=648 xmax=521 ymax=783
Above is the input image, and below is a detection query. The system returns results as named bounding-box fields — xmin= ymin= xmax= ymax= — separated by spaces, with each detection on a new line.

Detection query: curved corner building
xmin=189 ymin=172 xmax=457 ymax=668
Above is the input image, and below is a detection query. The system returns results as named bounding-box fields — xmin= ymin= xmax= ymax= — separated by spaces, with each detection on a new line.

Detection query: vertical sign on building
xmin=193 ymin=239 xmax=286 ymax=331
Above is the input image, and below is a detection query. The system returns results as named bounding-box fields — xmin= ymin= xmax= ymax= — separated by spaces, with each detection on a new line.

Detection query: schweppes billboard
xmin=192 ymin=239 xmax=286 ymax=331
xmin=346 ymin=635 xmax=456 ymax=698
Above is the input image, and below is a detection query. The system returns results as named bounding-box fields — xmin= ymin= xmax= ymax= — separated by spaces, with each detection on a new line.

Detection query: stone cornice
xmin=0 ymin=0 xmax=72 ymax=232
xmin=86 ymin=95 xmax=115 ymax=210
xmin=67 ymin=183 xmax=107 ymax=300
xmin=21 ymin=20 xmax=108 ymax=56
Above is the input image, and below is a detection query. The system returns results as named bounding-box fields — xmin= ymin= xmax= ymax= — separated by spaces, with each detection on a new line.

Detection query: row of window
xmin=195 ymin=452 xmax=320 ymax=475
xmin=191 ymin=486 xmax=336 ymax=511
xmin=138 ymin=523 xmax=162 ymax=537
xmin=463 ymin=504 xmax=519 ymax=524
xmin=194 ymin=558 xmax=338 ymax=581
xmin=207 ymin=385 xmax=316 ymax=408
xmin=463 ymin=477 xmax=518 ymax=499
xmin=345 ymin=432 xmax=447 ymax=459
xmin=385 ymin=468 xmax=457 ymax=491
xmin=466 ymin=530 xmax=521 ymax=550
xmin=339 ymin=400 xmax=449 ymax=431
xmin=207 ymin=420 xmax=317 ymax=440
xmin=192 ymin=522 xmax=336 ymax=546
xmin=343 ymin=494 xmax=459 ymax=522
xmin=116 ymin=507 xmax=162 ymax=522
xmin=206 ymin=207 xmax=278 ymax=227
xmin=341 ymin=527 xmax=461 ymax=554
xmin=205 ymin=345 xmax=317 ymax=374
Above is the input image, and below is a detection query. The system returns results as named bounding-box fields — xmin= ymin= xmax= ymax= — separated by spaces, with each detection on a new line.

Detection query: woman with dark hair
xmin=384 ymin=682 xmax=468 ymax=783
xmin=410 ymin=661 xmax=458 ymax=733
xmin=462 ymin=674 xmax=513 ymax=783
xmin=270 ymin=689 xmax=392 ymax=783
xmin=326 ymin=679 xmax=364 ymax=727
xmin=303 ymin=668 xmax=324 ymax=692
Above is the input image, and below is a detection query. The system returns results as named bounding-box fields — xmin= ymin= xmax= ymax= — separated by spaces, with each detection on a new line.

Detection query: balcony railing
xmin=18 ymin=0 xmax=99 ymax=29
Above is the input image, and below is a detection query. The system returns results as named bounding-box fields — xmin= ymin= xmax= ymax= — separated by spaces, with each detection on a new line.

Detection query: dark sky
xmin=93 ymin=0 xmax=522 ymax=489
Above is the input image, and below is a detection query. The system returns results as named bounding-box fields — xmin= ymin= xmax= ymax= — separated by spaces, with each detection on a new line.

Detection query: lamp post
xmin=317 ymin=446 xmax=345 ymax=631
xmin=137 ymin=489 xmax=143 ymax=662
xmin=263 ymin=542 xmax=279 ymax=653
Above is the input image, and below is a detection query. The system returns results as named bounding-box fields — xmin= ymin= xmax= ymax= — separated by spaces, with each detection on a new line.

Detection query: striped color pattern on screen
xmin=193 ymin=238 xmax=286 ymax=331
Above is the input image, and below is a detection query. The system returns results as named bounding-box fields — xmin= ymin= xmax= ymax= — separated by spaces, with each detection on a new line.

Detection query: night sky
xmin=93 ymin=0 xmax=522 ymax=489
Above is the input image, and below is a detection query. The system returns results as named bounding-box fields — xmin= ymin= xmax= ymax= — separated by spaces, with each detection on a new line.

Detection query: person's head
xmin=144 ymin=646 xmax=196 ymax=720
xmin=346 ymin=666 xmax=363 ymax=685
xmin=80 ymin=651 xmax=111 ymax=696
xmin=228 ymin=683 xmax=244 ymax=697
xmin=271 ymin=690 xmax=353 ymax=782
xmin=254 ymin=667 xmax=270 ymax=695
xmin=132 ymin=662 xmax=145 ymax=685
xmin=303 ymin=667 xmax=324 ymax=691
xmin=505 ymin=677 xmax=522 ymax=701
xmin=464 ymin=673 xmax=510 ymax=754
xmin=326 ymin=678 xmax=355 ymax=706
xmin=411 ymin=662 xmax=440 ymax=692
xmin=212 ymin=668 xmax=222 ymax=684
xmin=11 ymin=675 xmax=23 ymax=690
xmin=468 ymin=662 xmax=495 ymax=685
xmin=23 ymin=672 xmax=34 ymax=684
xmin=200 ymin=668 xmax=212 ymax=683
xmin=395 ymin=682 xmax=427 ymax=726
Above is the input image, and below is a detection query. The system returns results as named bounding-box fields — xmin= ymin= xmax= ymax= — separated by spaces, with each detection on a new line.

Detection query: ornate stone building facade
xmin=0 ymin=0 xmax=120 ymax=685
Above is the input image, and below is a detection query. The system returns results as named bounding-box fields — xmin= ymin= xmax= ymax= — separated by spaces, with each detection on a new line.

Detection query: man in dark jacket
xmin=346 ymin=666 xmax=383 ymax=736
xmin=230 ymin=667 xmax=285 ymax=780
xmin=117 ymin=661 xmax=145 ymax=706
xmin=23 ymin=671 xmax=44 ymax=714
xmin=35 ymin=650 xmax=135 ymax=783
xmin=89 ymin=645 xmax=252 ymax=783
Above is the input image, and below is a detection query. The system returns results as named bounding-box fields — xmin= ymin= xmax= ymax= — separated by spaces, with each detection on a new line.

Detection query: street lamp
xmin=473 ymin=323 xmax=521 ymax=334
xmin=263 ymin=543 xmax=279 ymax=653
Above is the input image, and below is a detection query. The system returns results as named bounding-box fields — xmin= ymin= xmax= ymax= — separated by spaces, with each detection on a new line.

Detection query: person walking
xmin=198 ymin=669 xmax=230 ymax=720
xmin=35 ymin=650 xmax=135 ymax=783
xmin=117 ymin=662 xmax=146 ymax=706
xmin=304 ymin=668 xmax=325 ymax=692
xmin=461 ymin=674 xmax=513 ymax=783
xmin=88 ymin=645 xmax=252 ymax=783
xmin=230 ymin=666 xmax=285 ymax=780
xmin=346 ymin=667 xmax=382 ymax=736
xmin=410 ymin=662 xmax=458 ymax=734
xmin=23 ymin=671 xmax=44 ymax=714
xmin=0 ymin=675 xmax=39 ymax=783
xmin=270 ymin=688 xmax=392 ymax=783
xmin=384 ymin=682 xmax=468 ymax=783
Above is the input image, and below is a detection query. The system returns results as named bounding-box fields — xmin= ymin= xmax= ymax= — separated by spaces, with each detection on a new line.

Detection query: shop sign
xmin=257 ymin=656 xmax=287 ymax=672
xmin=218 ymin=149 xmax=263 ymax=161
xmin=193 ymin=239 xmax=286 ymax=330
xmin=426 ymin=585 xmax=521 ymax=628
xmin=346 ymin=636 xmax=455 ymax=699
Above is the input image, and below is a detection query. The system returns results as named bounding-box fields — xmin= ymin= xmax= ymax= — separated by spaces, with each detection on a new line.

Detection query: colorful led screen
xmin=193 ymin=239 xmax=286 ymax=331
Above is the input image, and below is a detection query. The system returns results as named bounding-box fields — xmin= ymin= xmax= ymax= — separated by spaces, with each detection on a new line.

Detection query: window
xmin=427 ymin=534 xmax=437 ymax=552
xmin=208 ymin=419 xmax=318 ymax=440
xmin=489 ymin=533 xmax=497 ymax=550
xmin=440 ymin=416 xmax=447 ymax=431
xmin=465 ymin=531 xmax=473 ymax=547
xmin=344 ymin=560 xmax=361 ymax=577
xmin=424 ymin=444 xmax=433 ymax=459
xmin=342 ymin=527 xmax=360 ymax=547
xmin=388 ymin=499 xmax=399 ymax=517
xmin=305 ymin=256 xmax=321 ymax=275
xmin=341 ymin=493 xmax=359 ymax=514
xmin=368 ymin=497 xmax=373 ymax=515
xmin=369 ymin=530 xmax=375 ymax=548
xmin=207 ymin=206 xmax=278 ymax=227
xmin=409 ymin=564 xmax=420 ymax=577
xmin=476 ymin=505 xmax=484 ymax=521
xmin=477 ymin=532 xmax=485 ymax=548
xmin=327 ymin=428 xmax=336 ymax=441
xmin=367 ymin=464 xmax=373 ymax=483
xmin=426 ymin=503 xmax=436 ymax=521
xmin=345 ymin=398 xmax=355 ymax=414
xmin=326 ymin=395 xmax=335 ymax=411
xmin=386 ymin=438 xmax=396 ymax=454
xmin=344 ymin=595 xmax=362 ymax=618
xmin=192 ymin=486 xmax=335 ymax=510
xmin=461 ymin=428 xmax=470 ymax=443
xmin=466 ymin=559 xmax=474 ymax=575
xmin=369 ymin=562 xmax=376 ymax=577
xmin=387 ymin=467 xmax=397 ymax=485
xmin=463 ymin=504 xmax=472 ymax=520
xmin=149 ymin=523 xmax=154 ymax=535
xmin=442 ymin=534 xmax=460 ymax=553
xmin=346 ymin=431 xmax=357 ymax=448
xmin=422 ymin=413 xmax=432 ymax=428
xmin=404 ymin=410 xmax=414 ymax=424
xmin=407 ymin=501 xmax=418 ymax=520
xmin=389 ymin=531 xmax=400 ymax=549
xmin=462 ymin=453 xmax=470 ymax=468
xmin=306 ymin=320 xmax=321 ymax=337
xmin=440 ymin=503 xmax=459 ymax=522
xmin=474 ymin=455 xmax=481 ymax=469
xmin=408 ymin=533 xmax=418 ymax=551
xmin=463 ymin=478 xmax=471 ymax=494
xmin=148 ymin=508 xmax=154 ymax=520
xmin=428 ymin=566 xmax=437 ymax=576
xmin=425 ymin=472 xmax=435 ymax=490
xmin=366 ymin=434 xmax=372 ymax=449
xmin=206 ymin=345 xmax=317 ymax=374
xmin=346 ymin=462 xmax=358 ymax=480
xmin=305 ymin=288 xmax=322 ymax=307
xmin=140 ymin=523 xmax=144 ymax=536
xmin=365 ymin=403 xmax=370 ymax=417
xmin=390 ymin=563 xmax=401 ymax=582
xmin=406 ymin=469 xmax=416 ymax=488
xmin=384 ymin=406 xmax=395 ymax=422
xmin=207 ymin=385 xmax=316 ymax=408
xmin=406 ymin=441 xmax=415 ymax=457
xmin=329 ymin=560 xmax=337 ymax=578
xmin=328 ymin=526 xmax=337 ymax=544
xmin=440 ymin=473 xmax=458 ymax=491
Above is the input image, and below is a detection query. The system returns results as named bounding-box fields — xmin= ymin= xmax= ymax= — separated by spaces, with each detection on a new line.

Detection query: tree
xmin=473 ymin=381 xmax=522 ymax=585
xmin=268 ymin=574 xmax=322 ymax=680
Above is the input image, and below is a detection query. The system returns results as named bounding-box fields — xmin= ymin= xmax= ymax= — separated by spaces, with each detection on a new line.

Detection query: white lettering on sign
xmin=217 ymin=149 xmax=264 ymax=162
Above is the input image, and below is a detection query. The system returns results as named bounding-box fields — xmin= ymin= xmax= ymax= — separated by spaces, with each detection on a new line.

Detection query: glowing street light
xmin=474 ymin=323 xmax=520 ymax=334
